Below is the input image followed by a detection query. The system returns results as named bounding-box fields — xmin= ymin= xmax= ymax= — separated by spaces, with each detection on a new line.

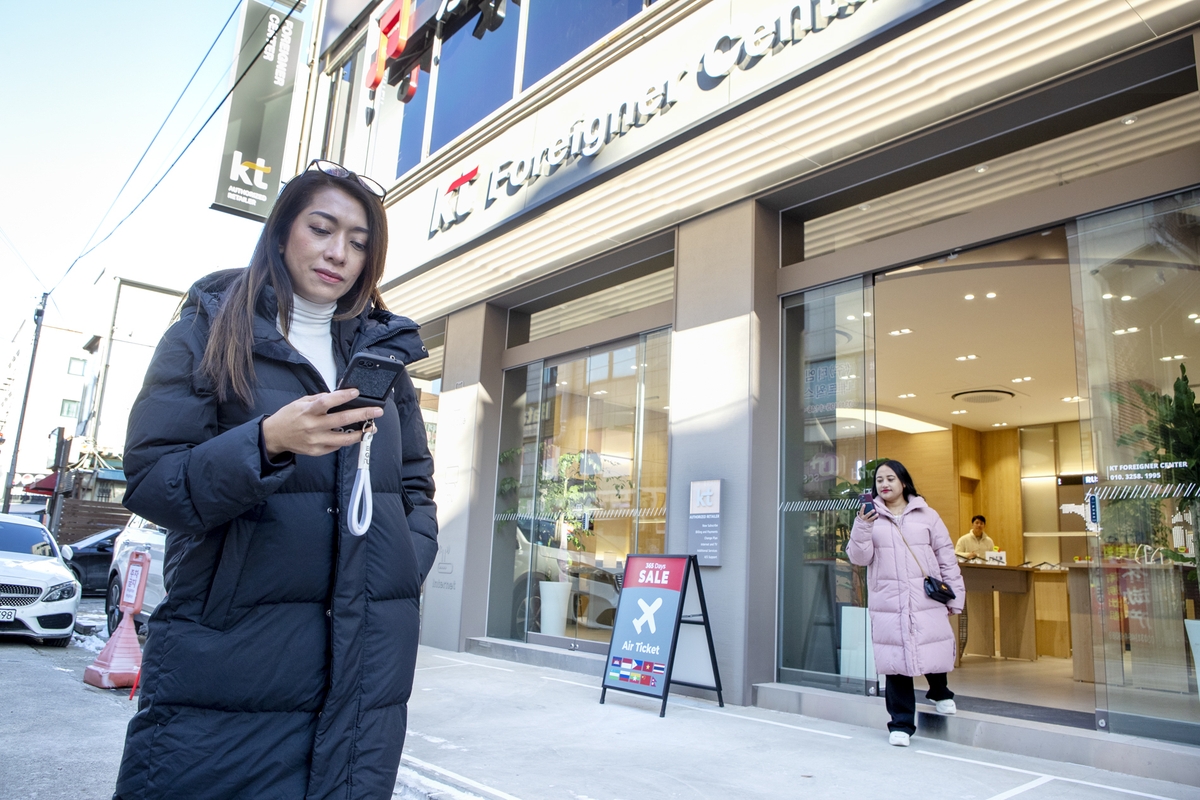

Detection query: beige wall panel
xmin=981 ymin=429 xmax=1023 ymax=564
xmin=877 ymin=430 xmax=957 ymax=529
xmin=1034 ymin=572 xmax=1071 ymax=659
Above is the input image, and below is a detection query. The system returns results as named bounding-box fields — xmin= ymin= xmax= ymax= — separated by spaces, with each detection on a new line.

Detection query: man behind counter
xmin=955 ymin=515 xmax=995 ymax=559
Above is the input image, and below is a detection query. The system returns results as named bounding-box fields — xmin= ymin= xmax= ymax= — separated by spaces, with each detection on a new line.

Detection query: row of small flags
xmin=609 ymin=656 xmax=665 ymax=687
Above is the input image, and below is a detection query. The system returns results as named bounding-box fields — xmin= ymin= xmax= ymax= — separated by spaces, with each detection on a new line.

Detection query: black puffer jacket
xmin=114 ymin=270 xmax=437 ymax=800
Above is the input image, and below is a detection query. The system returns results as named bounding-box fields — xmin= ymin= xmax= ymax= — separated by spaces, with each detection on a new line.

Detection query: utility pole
xmin=2 ymin=292 xmax=49 ymax=514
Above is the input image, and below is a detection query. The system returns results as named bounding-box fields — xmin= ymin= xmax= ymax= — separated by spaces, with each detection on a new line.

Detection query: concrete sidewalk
xmin=397 ymin=646 xmax=1200 ymax=800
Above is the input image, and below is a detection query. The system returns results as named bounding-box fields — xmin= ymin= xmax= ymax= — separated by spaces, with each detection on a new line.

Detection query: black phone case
xmin=329 ymin=352 xmax=405 ymax=430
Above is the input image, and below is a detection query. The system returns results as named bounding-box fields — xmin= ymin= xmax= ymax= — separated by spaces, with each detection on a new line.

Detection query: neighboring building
xmin=282 ymin=0 xmax=1200 ymax=757
xmin=0 ymin=319 xmax=95 ymax=502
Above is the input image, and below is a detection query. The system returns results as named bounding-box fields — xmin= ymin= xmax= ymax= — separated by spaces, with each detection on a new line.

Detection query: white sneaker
xmin=935 ymin=699 xmax=957 ymax=715
xmin=889 ymin=731 xmax=911 ymax=747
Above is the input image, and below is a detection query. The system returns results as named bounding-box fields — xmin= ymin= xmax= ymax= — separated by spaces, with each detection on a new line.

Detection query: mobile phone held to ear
xmin=860 ymin=492 xmax=875 ymax=516
xmin=329 ymin=352 xmax=405 ymax=430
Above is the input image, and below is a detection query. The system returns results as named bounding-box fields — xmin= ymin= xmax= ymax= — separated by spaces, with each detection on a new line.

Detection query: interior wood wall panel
xmin=981 ymin=429 xmax=1024 ymax=564
xmin=876 ymin=430 xmax=957 ymax=531
xmin=953 ymin=425 xmax=983 ymax=539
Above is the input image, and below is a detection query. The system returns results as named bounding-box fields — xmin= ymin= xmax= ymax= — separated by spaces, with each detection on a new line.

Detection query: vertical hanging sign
xmin=601 ymin=554 xmax=722 ymax=717
xmin=212 ymin=0 xmax=308 ymax=221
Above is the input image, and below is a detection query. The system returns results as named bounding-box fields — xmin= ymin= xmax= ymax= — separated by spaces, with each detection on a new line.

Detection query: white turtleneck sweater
xmin=279 ymin=293 xmax=339 ymax=391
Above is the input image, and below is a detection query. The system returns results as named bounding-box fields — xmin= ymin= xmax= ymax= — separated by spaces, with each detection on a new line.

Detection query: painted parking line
xmin=541 ymin=676 xmax=598 ymax=689
xmin=985 ymin=776 xmax=1053 ymax=800
xmin=918 ymin=750 xmax=1177 ymax=799
xmin=415 ymin=663 xmax=469 ymax=672
xmin=402 ymin=754 xmax=523 ymax=800
xmin=679 ymin=703 xmax=853 ymax=740
xmin=432 ymin=654 xmax=514 ymax=672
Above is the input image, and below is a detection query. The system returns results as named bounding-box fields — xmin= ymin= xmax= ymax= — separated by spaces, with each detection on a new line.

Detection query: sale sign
xmin=601 ymin=554 xmax=722 ymax=716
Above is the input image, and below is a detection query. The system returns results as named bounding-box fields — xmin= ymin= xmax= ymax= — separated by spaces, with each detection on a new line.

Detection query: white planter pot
xmin=1185 ymin=619 xmax=1200 ymax=700
xmin=539 ymin=581 xmax=571 ymax=638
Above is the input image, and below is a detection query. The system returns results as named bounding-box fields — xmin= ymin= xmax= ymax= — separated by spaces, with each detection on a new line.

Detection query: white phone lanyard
xmin=348 ymin=420 xmax=376 ymax=536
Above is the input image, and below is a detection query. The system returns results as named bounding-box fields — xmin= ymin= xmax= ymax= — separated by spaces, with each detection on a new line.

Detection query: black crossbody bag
xmin=897 ymin=523 xmax=956 ymax=605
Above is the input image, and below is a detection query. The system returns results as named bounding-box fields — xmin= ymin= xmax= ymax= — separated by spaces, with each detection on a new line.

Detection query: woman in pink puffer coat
xmin=847 ymin=460 xmax=965 ymax=747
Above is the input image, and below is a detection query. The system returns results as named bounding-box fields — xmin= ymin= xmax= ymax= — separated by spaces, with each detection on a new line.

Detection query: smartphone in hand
xmin=859 ymin=491 xmax=875 ymax=516
xmin=329 ymin=352 xmax=405 ymax=431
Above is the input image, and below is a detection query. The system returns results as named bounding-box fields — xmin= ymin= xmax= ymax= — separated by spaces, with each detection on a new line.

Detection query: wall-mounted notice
xmin=687 ymin=480 xmax=721 ymax=566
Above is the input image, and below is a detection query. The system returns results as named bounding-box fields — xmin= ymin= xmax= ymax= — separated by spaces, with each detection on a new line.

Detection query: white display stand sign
xmin=839 ymin=605 xmax=876 ymax=678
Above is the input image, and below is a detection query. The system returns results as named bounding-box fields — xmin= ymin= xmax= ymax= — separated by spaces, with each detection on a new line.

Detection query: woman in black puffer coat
xmin=113 ymin=164 xmax=437 ymax=800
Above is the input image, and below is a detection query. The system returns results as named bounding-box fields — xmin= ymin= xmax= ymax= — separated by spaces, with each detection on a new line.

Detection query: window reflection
xmin=430 ymin=5 xmax=520 ymax=153
xmin=522 ymin=0 xmax=644 ymax=90
xmin=486 ymin=329 xmax=670 ymax=647
xmin=396 ymin=66 xmax=430 ymax=178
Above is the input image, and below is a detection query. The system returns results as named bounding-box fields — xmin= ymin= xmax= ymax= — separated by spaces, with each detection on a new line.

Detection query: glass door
xmin=1072 ymin=188 xmax=1200 ymax=745
xmin=486 ymin=330 xmax=671 ymax=651
xmin=778 ymin=277 xmax=878 ymax=694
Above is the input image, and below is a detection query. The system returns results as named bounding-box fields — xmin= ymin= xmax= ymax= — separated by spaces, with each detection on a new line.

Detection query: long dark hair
xmin=870 ymin=459 xmax=921 ymax=500
xmin=200 ymin=170 xmax=389 ymax=405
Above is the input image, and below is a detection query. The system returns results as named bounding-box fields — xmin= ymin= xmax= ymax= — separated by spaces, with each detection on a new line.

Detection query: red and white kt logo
xmin=431 ymin=167 xmax=479 ymax=233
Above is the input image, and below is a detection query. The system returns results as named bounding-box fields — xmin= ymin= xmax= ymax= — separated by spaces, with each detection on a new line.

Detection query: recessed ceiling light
xmin=897 ymin=393 xmax=915 ymax=398
xmin=1127 ymin=327 xmax=1139 ymax=333
xmin=1174 ymin=355 xmax=1186 ymax=360
xmin=1120 ymin=295 xmax=1133 ymax=301
xmin=955 ymin=356 xmax=967 ymax=361
xmin=986 ymin=292 xmax=997 ymax=299
xmin=1121 ymin=115 xmax=1138 ymax=126
xmin=889 ymin=329 xmax=913 ymax=336
xmin=1102 ymin=293 xmax=1113 ymax=299
xmin=859 ymin=204 xmax=871 ymax=211
xmin=967 ymin=354 xmax=977 ymax=360
xmin=964 ymin=294 xmax=975 ymax=300
xmin=1114 ymin=329 xmax=1127 ymax=335
xmin=1160 ymin=356 xmax=1174 ymax=362
xmin=1190 ymin=314 xmax=1198 ymax=320
xmin=992 ymin=422 xmax=1008 ymax=427
xmin=847 ymin=315 xmax=856 ymax=320
xmin=663 ymin=405 xmax=669 ymax=410
xmin=975 ymin=165 xmax=989 ymax=174
xmin=951 ymin=410 xmax=967 ymax=415
xmin=593 ymin=390 xmax=608 ymax=395
xmin=842 ymin=425 xmax=857 ymax=429
xmin=1062 ymin=396 xmax=1085 ymax=403
xmin=862 ymin=312 xmax=872 ymax=317
xmin=1010 ymin=377 xmax=1033 ymax=383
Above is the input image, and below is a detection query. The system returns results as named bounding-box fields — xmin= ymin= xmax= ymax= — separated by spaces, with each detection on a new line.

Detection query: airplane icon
xmin=633 ymin=597 xmax=662 ymax=634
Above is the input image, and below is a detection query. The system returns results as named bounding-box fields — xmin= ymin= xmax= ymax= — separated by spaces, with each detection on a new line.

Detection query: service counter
xmin=958 ymin=563 xmax=1072 ymax=663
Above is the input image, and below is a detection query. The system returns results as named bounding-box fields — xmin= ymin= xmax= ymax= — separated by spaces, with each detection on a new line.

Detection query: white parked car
xmin=0 ymin=513 xmax=80 ymax=647
xmin=106 ymin=515 xmax=167 ymax=636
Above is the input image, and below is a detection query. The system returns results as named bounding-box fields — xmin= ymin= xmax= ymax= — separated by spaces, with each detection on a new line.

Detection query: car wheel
xmin=43 ymin=635 xmax=72 ymax=648
xmin=106 ymin=575 xmax=123 ymax=636
xmin=513 ymin=575 xmax=544 ymax=636
xmin=69 ymin=565 xmax=83 ymax=586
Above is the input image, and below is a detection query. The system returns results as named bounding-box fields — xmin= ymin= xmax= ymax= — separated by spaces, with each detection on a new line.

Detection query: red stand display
xmin=84 ymin=550 xmax=149 ymax=690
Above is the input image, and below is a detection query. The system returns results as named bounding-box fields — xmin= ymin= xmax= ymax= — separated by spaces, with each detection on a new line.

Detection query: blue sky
xmin=0 ymin=0 xmax=272 ymax=342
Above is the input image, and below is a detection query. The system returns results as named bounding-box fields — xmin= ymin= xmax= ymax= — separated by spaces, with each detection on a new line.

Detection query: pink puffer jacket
xmin=847 ymin=495 xmax=965 ymax=677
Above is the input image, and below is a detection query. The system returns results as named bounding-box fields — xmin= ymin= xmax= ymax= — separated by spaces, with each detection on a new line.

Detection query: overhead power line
xmin=0 ymin=223 xmax=48 ymax=291
xmin=51 ymin=0 xmax=304 ymax=294
xmin=66 ymin=0 xmax=246 ymax=275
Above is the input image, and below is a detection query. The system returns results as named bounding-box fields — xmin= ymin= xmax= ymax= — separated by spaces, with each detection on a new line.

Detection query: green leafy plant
xmin=535 ymin=447 xmax=631 ymax=551
xmin=1112 ymin=364 xmax=1199 ymax=589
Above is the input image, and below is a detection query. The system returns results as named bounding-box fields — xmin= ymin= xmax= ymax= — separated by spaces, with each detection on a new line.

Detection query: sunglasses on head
xmin=306 ymin=159 xmax=387 ymax=199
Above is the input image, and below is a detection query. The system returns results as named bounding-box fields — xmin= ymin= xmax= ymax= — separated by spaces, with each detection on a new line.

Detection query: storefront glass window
xmin=521 ymin=0 xmax=643 ymax=90
xmin=486 ymin=329 xmax=670 ymax=650
xmin=395 ymin=66 xmax=430 ymax=178
xmin=323 ymin=47 xmax=365 ymax=164
xmin=410 ymin=319 xmax=445 ymax=624
xmin=429 ymin=5 xmax=520 ymax=153
xmin=778 ymin=279 xmax=876 ymax=693
xmin=1073 ymin=188 xmax=1200 ymax=746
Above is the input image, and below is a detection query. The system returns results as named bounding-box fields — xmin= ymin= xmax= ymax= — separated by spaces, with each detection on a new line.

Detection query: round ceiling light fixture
xmin=951 ymin=389 xmax=1015 ymax=404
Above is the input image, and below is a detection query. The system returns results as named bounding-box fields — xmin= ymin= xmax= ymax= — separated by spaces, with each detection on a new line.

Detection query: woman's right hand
xmin=857 ymin=505 xmax=878 ymax=524
xmin=261 ymin=389 xmax=384 ymax=459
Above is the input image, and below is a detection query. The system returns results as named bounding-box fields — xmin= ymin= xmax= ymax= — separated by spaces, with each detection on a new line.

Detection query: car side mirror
xmin=61 ymin=545 xmax=74 ymax=561
xmin=97 ymin=541 xmax=111 ymax=552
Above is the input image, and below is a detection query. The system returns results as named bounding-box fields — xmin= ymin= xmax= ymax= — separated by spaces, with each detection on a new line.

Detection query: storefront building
xmin=302 ymin=0 xmax=1200 ymax=755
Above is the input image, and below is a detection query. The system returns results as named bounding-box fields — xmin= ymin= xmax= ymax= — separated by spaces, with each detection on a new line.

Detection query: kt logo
xmin=230 ymin=150 xmax=271 ymax=190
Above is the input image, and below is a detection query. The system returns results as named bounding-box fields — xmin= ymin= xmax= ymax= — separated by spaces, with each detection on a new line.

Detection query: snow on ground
xmin=73 ymin=632 xmax=108 ymax=654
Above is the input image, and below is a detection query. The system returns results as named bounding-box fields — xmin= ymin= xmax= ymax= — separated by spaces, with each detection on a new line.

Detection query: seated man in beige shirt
xmin=956 ymin=515 xmax=996 ymax=559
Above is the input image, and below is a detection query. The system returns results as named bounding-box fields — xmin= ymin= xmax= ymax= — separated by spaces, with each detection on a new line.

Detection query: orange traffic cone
xmin=84 ymin=550 xmax=150 ymax=690
xmin=84 ymin=611 xmax=142 ymax=689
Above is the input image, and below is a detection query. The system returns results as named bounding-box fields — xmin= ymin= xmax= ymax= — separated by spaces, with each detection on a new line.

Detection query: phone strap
xmin=348 ymin=420 xmax=376 ymax=536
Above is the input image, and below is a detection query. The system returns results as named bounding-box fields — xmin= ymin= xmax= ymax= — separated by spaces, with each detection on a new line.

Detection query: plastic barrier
xmin=84 ymin=550 xmax=149 ymax=690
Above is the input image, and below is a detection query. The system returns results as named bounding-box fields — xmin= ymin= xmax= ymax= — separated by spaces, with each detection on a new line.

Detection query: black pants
xmin=884 ymin=673 xmax=953 ymax=735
